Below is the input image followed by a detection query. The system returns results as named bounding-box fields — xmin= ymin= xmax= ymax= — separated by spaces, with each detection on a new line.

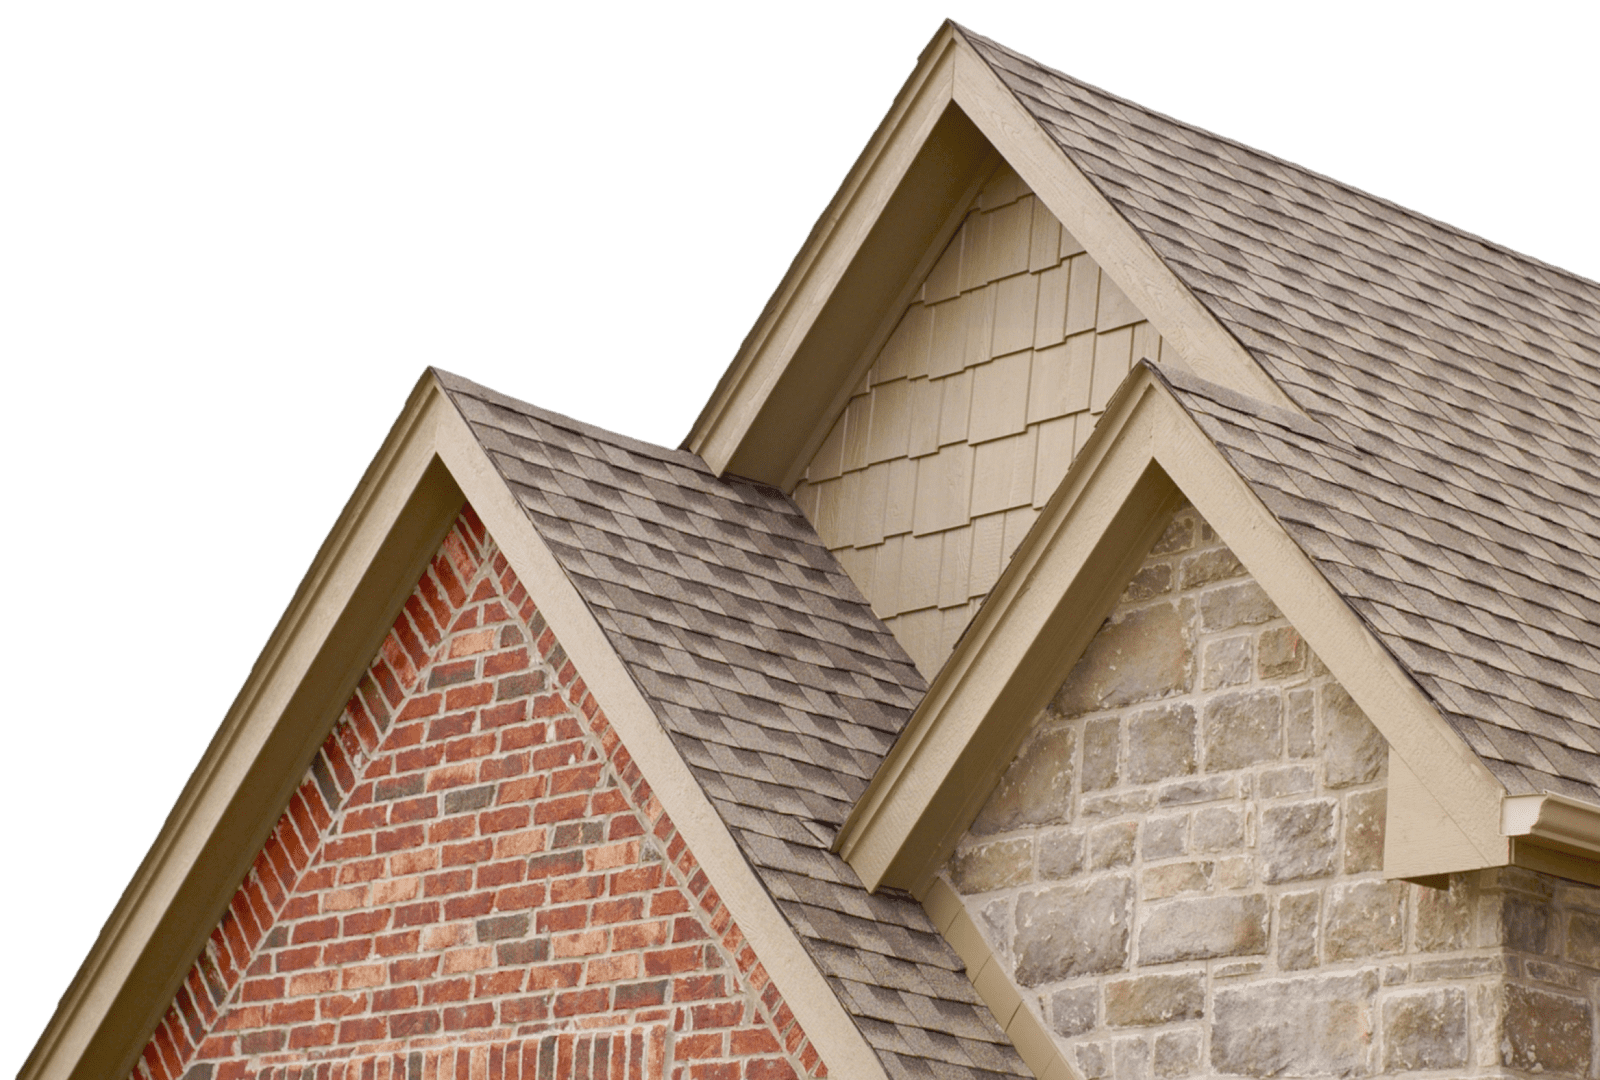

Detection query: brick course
xmin=132 ymin=507 xmax=821 ymax=1080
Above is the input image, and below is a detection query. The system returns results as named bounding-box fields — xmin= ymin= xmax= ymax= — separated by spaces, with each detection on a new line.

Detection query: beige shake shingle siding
xmin=795 ymin=163 xmax=1170 ymax=678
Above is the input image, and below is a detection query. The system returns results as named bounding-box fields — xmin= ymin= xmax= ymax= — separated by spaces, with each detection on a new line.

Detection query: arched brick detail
xmin=132 ymin=506 xmax=825 ymax=1080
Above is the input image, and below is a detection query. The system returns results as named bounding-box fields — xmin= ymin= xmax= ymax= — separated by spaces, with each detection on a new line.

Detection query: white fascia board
xmin=432 ymin=402 xmax=891 ymax=1080
xmin=948 ymin=39 xmax=1297 ymax=413
xmin=686 ymin=26 xmax=959 ymax=476
xmin=26 ymin=371 xmax=464 ymax=1080
xmin=838 ymin=368 xmax=1509 ymax=894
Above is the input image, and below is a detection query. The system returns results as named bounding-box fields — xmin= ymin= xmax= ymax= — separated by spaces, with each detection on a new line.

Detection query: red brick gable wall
xmin=132 ymin=507 xmax=826 ymax=1080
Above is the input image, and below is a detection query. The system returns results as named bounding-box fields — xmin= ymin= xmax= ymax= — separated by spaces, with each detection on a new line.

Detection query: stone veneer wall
xmin=942 ymin=504 xmax=1600 ymax=1079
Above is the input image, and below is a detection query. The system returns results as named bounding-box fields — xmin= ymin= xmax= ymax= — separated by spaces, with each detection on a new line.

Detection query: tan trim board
xmin=1510 ymin=840 xmax=1600 ymax=889
xmin=432 ymin=404 xmax=892 ymax=1080
xmin=23 ymin=378 xmax=466 ymax=1080
xmin=923 ymin=878 xmax=1081 ymax=1080
xmin=947 ymin=40 xmax=1295 ymax=413
xmin=687 ymin=24 xmax=962 ymax=479
xmin=837 ymin=376 xmax=1180 ymax=891
xmin=1384 ymin=750 xmax=1489 ymax=879
xmin=774 ymin=145 xmax=1003 ymax=493
xmin=838 ymin=368 xmax=1508 ymax=895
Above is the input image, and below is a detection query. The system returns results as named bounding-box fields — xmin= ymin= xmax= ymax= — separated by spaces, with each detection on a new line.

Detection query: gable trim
xmin=27 ymin=376 xmax=894 ymax=1080
xmin=685 ymin=23 xmax=962 ymax=481
xmin=948 ymin=39 xmax=1295 ymax=413
xmin=685 ymin=22 xmax=1295 ymax=489
xmin=23 ymin=377 xmax=467 ymax=1080
xmin=836 ymin=364 xmax=1508 ymax=896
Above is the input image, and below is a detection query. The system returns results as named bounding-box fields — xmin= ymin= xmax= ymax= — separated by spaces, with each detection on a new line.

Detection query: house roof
xmin=962 ymin=28 xmax=1600 ymax=805
xmin=436 ymin=371 xmax=1027 ymax=1080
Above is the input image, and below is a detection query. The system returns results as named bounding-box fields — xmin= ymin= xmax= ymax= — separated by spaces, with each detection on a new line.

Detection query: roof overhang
xmin=834 ymin=363 xmax=1532 ymax=896
xmin=23 ymin=372 xmax=890 ymax=1080
xmin=685 ymin=21 xmax=1294 ymax=490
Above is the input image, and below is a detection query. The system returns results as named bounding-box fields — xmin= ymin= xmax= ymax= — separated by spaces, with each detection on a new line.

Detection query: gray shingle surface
xmin=436 ymin=371 xmax=1025 ymax=1079
xmin=963 ymin=28 xmax=1600 ymax=805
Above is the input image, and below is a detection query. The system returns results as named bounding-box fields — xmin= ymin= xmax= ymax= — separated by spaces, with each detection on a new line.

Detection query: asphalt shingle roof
xmin=963 ymin=27 xmax=1600 ymax=804
xmin=437 ymin=371 xmax=1026 ymax=1080
xmin=426 ymin=27 xmax=1600 ymax=1075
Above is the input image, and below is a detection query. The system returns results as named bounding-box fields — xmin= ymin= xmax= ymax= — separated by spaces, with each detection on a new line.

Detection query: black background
xmin=9 ymin=14 xmax=1587 ymax=1075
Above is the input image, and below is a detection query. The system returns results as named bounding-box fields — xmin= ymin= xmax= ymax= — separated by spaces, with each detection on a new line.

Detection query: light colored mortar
xmin=942 ymin=505 xmax=1600 ymax=1079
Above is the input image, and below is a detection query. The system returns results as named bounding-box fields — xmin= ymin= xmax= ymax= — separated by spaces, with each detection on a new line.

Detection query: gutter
xmin=1502 ymin=792 xmax=1600 ymax=857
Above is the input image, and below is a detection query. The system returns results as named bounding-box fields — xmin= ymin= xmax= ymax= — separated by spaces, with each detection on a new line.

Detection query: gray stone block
xmin=1089 ymin=820 xmax=1138 ymax=870
xmin=1258 ymin=764 xmax=1314 ymax=798
xmin=1052 ymin=983 xmax=1098 ymax=1037
xmin=1566 ymin=908 xmax=1600 ymax=967
xmin=1191 ymin=805 xmax=1244 ymax=853
xmin=1151 ymin=513 xmax=1195 ymax=555
xmin=1142 ymin=814 xmax=1188 ymax=859
xmin=950 ymin=838 xmax=1033 ymax=894
xmin=1105 ymin=972 xmax=1204 ymax=1027
xmin=1502 ymin=983 xmax=1592 ymax=1076
xmin=1342 ymin=788 xmax=1386 ymax=874
xmin=1153 ymin=1030 xmax=1202 ymax=1078
xmin=1180 ymin=546 xmax=1245 ymax=589
xmin=1210 ymin=972 xmax=1377 ymax=1078
xmin=1139 ymin=893 xmax=1268 ymax=964
xmin=1323 ymin=684 xmax=1385 ymax=788
xmin=1038 ymin=827 xmax=1085 ymax=880
xmin=1127 ymin=703 xmax=1197 ymax=784
xmin=1413 ymin=879 xmax=1472 ymax=953
xmin=1113 ymin=1036 xmax=1152 ymax=1080
xmin=1142 ymin=861 xmax=1212 ymax=900
xmin=1054 ymin=603 xmax=1192 ymax=717
xmin=1124 ymin=563 xmax=1173 ymax=602
xmin=1276 ymin=890 xmax=1320 ymax=971
xmin=1083 ymin=790 xmax=1155 ymax=817
xmin=1203 ymin=689 xmax=1283 ymax=771
xmin=1260 ymin=799 xmax=1337 ymax=883
xmin=1325 ymin=879 xmax=1406 ymax=960
xmin=1083 ymin=716 xmax=1121 ymax=792
xmin=1198 ymin=580 xmax=1280 ymax=631
xmin=971 ymin=723 xmax=1074 ymax=834
xmin=1201 ymin=635 xmax=1253 ymax=689
xmin=1286 ymin=686 xmax=1316 ymax=758
xmin=1158 ymin=776 xmax=1237 ymax=806
xmin=1014 ymin=876 xmax=1134 ymax=984
xmin=1257 ymin=625 xmax=1306 ymax=678
xmin=1502 ymin=892 xmax=1554 ymax=956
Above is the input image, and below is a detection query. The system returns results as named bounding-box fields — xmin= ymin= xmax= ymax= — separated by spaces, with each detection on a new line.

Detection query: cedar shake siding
xmin=132 ymin=508 xmax=821 ymax=1080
